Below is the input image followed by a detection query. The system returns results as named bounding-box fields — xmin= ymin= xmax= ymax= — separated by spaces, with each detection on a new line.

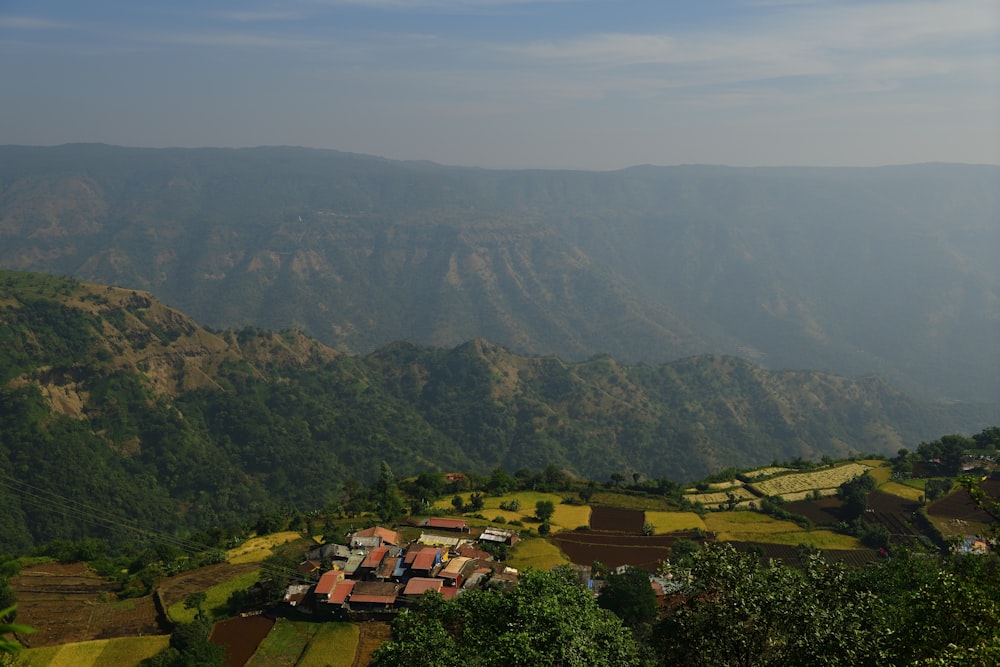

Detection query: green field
xmin=879 ymin=481 xmax=925 ymax=501
xmin=297 ymin=622 xmax=359 ymax=667
xmin=20 ymin=636 xmax=171 ymax=667
xmin=508 ymin=537 xmax=570 ymax=571
xmin=167 ymin=569 xmax=261 ymax=623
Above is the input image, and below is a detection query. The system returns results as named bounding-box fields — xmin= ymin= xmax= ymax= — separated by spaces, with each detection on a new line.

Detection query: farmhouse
xmin=420 ymin=517 xmax=470 ymax=532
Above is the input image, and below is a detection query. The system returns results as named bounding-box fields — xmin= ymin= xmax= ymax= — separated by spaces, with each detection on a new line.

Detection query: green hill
xmin=0 ymin=270 xmax=995 ymax=552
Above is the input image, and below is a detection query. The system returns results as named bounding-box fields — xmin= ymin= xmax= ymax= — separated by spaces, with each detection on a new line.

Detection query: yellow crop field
xmin=644 ymin=511 xmax=706 ymax=533
xmin=550 ymin=504 xmax=592 ymax=530
xmin=770 ymin=489 xmax=839 ymax=502
xmin=760 ymin=530 xmax=863 ymax=550
xmin=21 ymin=636 xmax=170 ymax=667
xmin=750 ymin=463 xmax=872 ymax=497
xmin=684 ymin=487 xmax=757 ymax=506
xmin=228 ymin=531 xmax=302 ymax=564
xmin=706 ymin=480 xmax=745 ymax=489
xmin=509 ymin=538 xmax=570 ymax=571
xmin=880 ymin=481 xmax=925 ymax=502
xmin=433 ymin=491 xmax=588 ymax=530
xmin=704 ymin=512 xmax=803 ymax=541
xmin=298 ymin=622 xmax=359 ymax=667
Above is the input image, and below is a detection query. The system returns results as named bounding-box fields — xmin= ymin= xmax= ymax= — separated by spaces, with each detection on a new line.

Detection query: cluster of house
xmin=282 ymin=518 xmax=520 ymax=615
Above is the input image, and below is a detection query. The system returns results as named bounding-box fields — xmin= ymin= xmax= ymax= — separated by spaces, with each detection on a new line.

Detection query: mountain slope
xmin=1 ymin=145 xmax=997 ymax=402
xmin=0 ymin=271 xmax=996 ymax=552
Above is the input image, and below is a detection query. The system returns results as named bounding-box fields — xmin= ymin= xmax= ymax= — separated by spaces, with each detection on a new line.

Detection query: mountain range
xmin=0 ymin=270 xmax=995 ymax=551
xmin=1 ymin=144 xmax=997 ymax=403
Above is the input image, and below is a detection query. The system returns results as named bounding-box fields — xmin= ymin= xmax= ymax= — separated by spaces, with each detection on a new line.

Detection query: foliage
xmin=598 ymin=567 xmax=658 ymax=630
xmin=535 ymin=500 xmax=556 ymax=523
xmin=371 ymin=567 xmax=644 ymax=667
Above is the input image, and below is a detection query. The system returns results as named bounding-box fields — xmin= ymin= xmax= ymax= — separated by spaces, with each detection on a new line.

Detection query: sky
xmin=1 ymin=0 xmax=998 ymax=170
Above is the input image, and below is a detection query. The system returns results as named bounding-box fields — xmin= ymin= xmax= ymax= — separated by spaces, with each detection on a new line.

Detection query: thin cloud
xmin=0 ymin=16 xmax=73 ymax=30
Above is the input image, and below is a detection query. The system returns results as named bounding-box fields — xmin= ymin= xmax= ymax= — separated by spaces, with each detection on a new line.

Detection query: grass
xmin=644 ymin=511 xmax=706 ymax=534
xmin=246 ymin=619 xmax=317 ymax=667
xmin=297 ymin=622 xmax=359 ymax=667
xmin=864 ymin=463 xmax=893 ymax=485
xmin=879 ymin=481 xmax=926 ymax=502
xmin=20 ymin=636 xmax=170 ymax=667
xmin=508 ymin=537 xmax=570 ymax=571
xmin=167 ymin=569 xmax=260 ymax=623
xmin=228 ymin=531 xmax=303 ymax=564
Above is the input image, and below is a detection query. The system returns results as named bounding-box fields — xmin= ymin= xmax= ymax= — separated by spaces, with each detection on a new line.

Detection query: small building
xmin=297 ymin=559 xmax=323 ymax=576
xmin=347 ymin=582 xmax=399 ymax=610
xmin=479 ymin=527 xmax=519 ymax=546
xmin=418 ymin=533 xmax=463 ymax=549
xmin=350 ymin=526 xmax=402 ymax=548
xmin=327 ymin=580 xmax=356 ymax=607
xmin=402 ymin=577 xmax=444 ymax=598
xmin=282 ymin=584 xmax=312 ymax=607
xmin=420 ymin=517 xmax=470 ymax=532
xmin=409 ymin=547 xmax=443 ymax=577
xmin=314 ymin=570 xmax=345 ymax=601
xmin=438 ymin=556 xmax=473 ymax=587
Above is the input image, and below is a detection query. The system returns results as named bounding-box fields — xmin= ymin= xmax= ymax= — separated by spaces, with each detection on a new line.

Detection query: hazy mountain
xmin=1 ymin=144 xmax=997 ymax=402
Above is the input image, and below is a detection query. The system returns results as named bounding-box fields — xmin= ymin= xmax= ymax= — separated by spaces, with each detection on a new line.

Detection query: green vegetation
xmin=167 ymin=571 xmax=260 ymax=624
xmin=372 ymin=567 xmax=643 ymax=666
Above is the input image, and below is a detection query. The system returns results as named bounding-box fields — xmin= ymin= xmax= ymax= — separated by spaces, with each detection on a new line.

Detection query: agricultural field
xmin=433 ymin=491 xmax=590 ymax=531
xmin=11 ymin=562 xmax=165 ymax=648
xmin=879 ymin=481 xmax=925 ymax=502
xmin=243 ymin=618 xmax=317 ymax=667
xmin=741 ymin=467 xmax=793 ymax=480
xmin=20 ymin=636 xmax=170 ymax=667
xmin=211 ymin=615 xmax=275 ymax=667
xmin=704 ymin=512 xmax=808 ymax=541
xmin=167 ymin=569 xmax=260 ymax=623
xmin=550 ymin=530 xmax=703 ymax=571
xmin=589 ymin=506 xmax=645 ymax=533
xmin=588 ymin=491 xmax=675 ymax=512
xmin=508 ymin=537 xmax=570 ymax=571
xmin=683 ymin=487 xmax=757 ymax=506
xmin=749 ymin=463 xmax=873 ymax=498
xmin=228 ymin=532 xmax=303 ymax=564
xmin=644 ymin=511 xmax=707 ymax=534
xmin=297 ymin=622 xmax=359 ymax=667
xmin=158 ymin=561 xmax=258 ymax=612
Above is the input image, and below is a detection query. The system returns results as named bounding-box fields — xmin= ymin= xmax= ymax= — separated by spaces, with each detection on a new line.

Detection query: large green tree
xmin=372 ymin=567 xmax=643 ymax=667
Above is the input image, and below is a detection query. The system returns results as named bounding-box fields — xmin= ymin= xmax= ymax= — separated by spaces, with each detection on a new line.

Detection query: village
xmin=281 ymin=518 xmax=525 ymax=616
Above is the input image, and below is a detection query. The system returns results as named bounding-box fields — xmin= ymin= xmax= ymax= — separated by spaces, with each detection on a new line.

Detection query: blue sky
xmin=1 ymin=0 xmax=997 ymax=169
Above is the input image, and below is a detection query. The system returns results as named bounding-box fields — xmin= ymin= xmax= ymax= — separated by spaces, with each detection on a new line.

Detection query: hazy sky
xmin=1 ymin=0 xmax=997 ymax=169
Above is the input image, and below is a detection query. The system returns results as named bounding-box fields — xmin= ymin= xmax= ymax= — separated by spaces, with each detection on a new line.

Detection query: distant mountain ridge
xmin=0 ymin=144 xmax=997 ymax=402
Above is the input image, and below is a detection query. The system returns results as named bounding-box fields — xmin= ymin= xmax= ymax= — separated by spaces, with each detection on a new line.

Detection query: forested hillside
xmin=1 ymin=271 xmax=995 ymax=553
xmin=1 ymin=145 xmax=997 ymax=402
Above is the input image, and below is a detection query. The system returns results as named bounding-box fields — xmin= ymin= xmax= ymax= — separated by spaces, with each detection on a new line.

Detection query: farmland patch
xmin=211 ymin=614 xmax=275 ymax=667
xmin=644 ymin=511 xmax=706 ymax=534
xmin=589 ymin=506 xmax=644 ymax=532
xmin=228 ymin=532 xmax=302 ymax=565
xmin=749 ymin=463 xmax=872 ymax=498
xmin=298 ymin=622 xmax=359 ymax=667
xmin=509 ymin=538 xmax=570 ymax=571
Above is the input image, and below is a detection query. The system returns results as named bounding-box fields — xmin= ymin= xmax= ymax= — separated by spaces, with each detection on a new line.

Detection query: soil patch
xmin=11 ymin=562 xmax=165 ymax=648
xmin=211 ymin=614 xmax=276 ymax=667
xmin=782 ymin=498 xmax=845 ymax=526
xmin=589 ymin=506 xmax=645 ymax=533
xmin=551 ymin=530 xmax=705 ymax=571
xmin=352 ymin=621 xmax=392 ymax=667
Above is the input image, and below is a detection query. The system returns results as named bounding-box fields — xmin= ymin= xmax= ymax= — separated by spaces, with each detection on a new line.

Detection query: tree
xmin=535 ymin=500 xmax=555 ymax=523
xmin=371 ymin=567 xmax=643 ymax=666
xmin=0 ymin=606 xmax=33 ymax=656
xmin=598 ymin=566 xmax=657 ymax=630
xmin=837 ymin=472 xmax=876 ymax=519
xmin=183 ymin=591 xmax=207 ymax=622
xmin=925 ymin=478 xmax=953 ymax=502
